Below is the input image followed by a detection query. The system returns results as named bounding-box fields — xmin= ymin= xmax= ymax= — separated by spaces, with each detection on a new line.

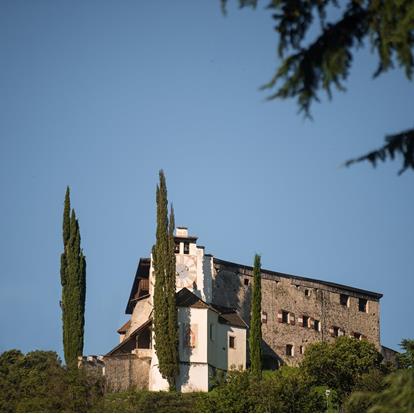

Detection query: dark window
xmin=354 ymin=332 xmax=362 ymax=340
xmin=244 ymin=278 xmax=249 ymax=286
xmin=299 ymin=345 xmax=304 ymax=354
xmin=333 ymin=326 xmax=339 ymax=337
xmin=174 ymin=243 xmax=180 ymax=254
xmin=183 ymin=242 xmax=190 ymax=254
xmin=304 ymin=289 xmax=310 ymax=296
xmin=313 ymin=320 xmax=320 ymax=331
xmin=282 ymin=310 xmax=289 ymax=324
xmin=229 ymin=336 xmax=235 ymax=349
xmin=286 ymin=344 xmax=294 ymax=356
xmin=340 ymin=294 xmax=349 ymax=307
xmin=359 ymin=298 xmax=368 ymax=313
xmin=302 ymin=316 xmax=309 ymax=328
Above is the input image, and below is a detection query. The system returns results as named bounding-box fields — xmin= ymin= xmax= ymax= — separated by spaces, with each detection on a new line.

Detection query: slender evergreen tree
xmin=152 ymin=170 xmax=179 ymax=390
xmin=60 ymin=188 xmax=86 ymax=366
xmin=249 ymin=253 xmax=262 ymax=378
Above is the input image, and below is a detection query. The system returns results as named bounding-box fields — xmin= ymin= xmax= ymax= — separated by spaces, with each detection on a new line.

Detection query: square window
xmin=229 ymin=336 xmax=236 ymax=349
xmin=353 ymin=332 xmax=362 ymax=340
xmin=302 ymin=316 xmax=309 ymax=328
xmin=359 ymin=298 xmax=368 ymax=313
xmin=286 ymin=344 xmax=294 ymax=356
xmin=244 ymin=278 xmax=249 ymax=286
xmin=340 ymin=294 xmax=349 ymax=307
xmin=282 ymin=310 xmax=289 ymax=324
xmin=304 ymin=289 xmax=310 ymax=296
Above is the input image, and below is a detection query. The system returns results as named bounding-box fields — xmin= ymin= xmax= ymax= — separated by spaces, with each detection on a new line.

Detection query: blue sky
xmin=0 ymin=0 xmax=413 ymax=358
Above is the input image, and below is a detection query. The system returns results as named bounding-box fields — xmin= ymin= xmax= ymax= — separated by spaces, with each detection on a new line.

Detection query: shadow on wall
xmin=214 ymin=267 xmax=282 ymax=370
xmin=177 ymin=306 xmax=193 ymax=390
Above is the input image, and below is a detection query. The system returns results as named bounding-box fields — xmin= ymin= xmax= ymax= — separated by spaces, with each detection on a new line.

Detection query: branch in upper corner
xmin=344 ymin=129 xmax=414 ymax=175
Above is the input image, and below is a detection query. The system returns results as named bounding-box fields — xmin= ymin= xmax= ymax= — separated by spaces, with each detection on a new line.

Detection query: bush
xmin=0 ymin=349 xmax=104 ymax=412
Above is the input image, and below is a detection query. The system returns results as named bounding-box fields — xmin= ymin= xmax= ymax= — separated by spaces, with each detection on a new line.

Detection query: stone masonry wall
xmin=212 ymin=261 xmax=381 ymax=367
xmin=104 ymin=354 xmax=150 ymax=391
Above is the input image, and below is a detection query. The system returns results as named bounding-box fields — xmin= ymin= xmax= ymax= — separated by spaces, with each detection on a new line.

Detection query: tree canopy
xmin=222 ymin=0 xmax=414 ymax=174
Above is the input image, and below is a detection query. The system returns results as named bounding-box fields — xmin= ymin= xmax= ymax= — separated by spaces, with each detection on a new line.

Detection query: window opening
xmin=304 ymin=289 xmax=310 ymax=296
xmin=286 ymin=344 xmax=294 ymax=356
xmin=299 ymin=345 xmax=304 ymax=354
xmin=174 ymin=243 xmax=180 ymax=254
xmin=282 ymin=310 xmax=289 ymax=324
xmin=313 ymin=320 xmax=320 ymax=331
xmin=261 ymin=312 xmax=267 ymax=323
xmin=229 ymin=336 xmax=235 ymax=349
xmin=183 ymin=242 xmax=190 ymax=254
xmin=244 ymin=278 xmax=249 ymax=286
xmin=359 ymin=298 xmax=368 ymax=313
xmin=303 ymin=316 xmax=309 ymax=328
xmin=340 ymin=294 xmax=349 ymax=307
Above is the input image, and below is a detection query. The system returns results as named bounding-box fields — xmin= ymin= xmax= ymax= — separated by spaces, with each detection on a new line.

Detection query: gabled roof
xmin=125 ymin=258 xmax=150 ymax=314
xmin=176 ymin=288 xmax=248 ymax=329
xmin=117 ymin=319 xmax=131 ymax=334
xmin=214 ymin=258 xmax=383 ymax=300
xmin=106 ymin=319 xmax=152 ymax=357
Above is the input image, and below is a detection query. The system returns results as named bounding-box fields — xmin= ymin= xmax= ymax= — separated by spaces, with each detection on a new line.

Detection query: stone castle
xmin=81 ymin=227 xmax=386 ymax=392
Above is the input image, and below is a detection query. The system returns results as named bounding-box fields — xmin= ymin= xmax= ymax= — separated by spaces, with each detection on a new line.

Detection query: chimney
xmin=176 ymin=227 xmax=188 ymax=237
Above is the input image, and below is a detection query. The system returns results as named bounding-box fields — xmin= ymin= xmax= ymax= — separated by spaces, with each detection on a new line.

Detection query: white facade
xmin=142 ymin=227 xmax=246 ymax=392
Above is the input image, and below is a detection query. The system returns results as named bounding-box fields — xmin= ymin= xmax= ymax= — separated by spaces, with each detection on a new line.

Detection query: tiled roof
xmin=176 ymin=288 xmax=247 ymax=329
xmin=106 ymin=319 xmax=152 ymax=357
xmin=214 ymin=258 xmax=383 ymax=299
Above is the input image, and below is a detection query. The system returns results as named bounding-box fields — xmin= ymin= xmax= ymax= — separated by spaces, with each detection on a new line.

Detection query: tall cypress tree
xmin=249 ymin=253 xmax=262 ymax=378
xmin=152 ymin=170 xmax=179 ymax=390
xmin=60 ymin=188 xmax=86 ymax=366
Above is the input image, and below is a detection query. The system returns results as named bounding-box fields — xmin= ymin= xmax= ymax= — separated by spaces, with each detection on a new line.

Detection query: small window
xmin=299 ymin=345 xmax=304 ymax=354
xmin=244 ymin=278 xmax=249 ymax=286
xmin=302 ymin=316 xmax=309 ymax=328
xmin=332 ymin=326 xmax=345 ymax=337
xmin=286 ymin=344 xmax=294 ymax=356
xmin=313 ymin=319 xmax=320 ymax=331
xmin=174 ymin=243 xmax=180 ymax=254
xmin=353 ymin=332 xmax=363 ymax=341
xmin=209 ymin=324 xmax=215 ymax=341
xmin=359 ymin=298 xmax=368 ymax=313
xmin=333 ymin=326 xmax=339 ymax=337
xmin=340 ymin=294 xmax=349 ymax=307
xmin=183 ymin=242 xmax=190 ymax=254
xmin=229 ymin=336 xmax=236 ymax=349
xmin=282 ymin=310 xmax=289 ymax=324
xmin=261 ymin=311 xmax=267 ymax=323
xmin=304 ymin=289 xmax=310 ymax=296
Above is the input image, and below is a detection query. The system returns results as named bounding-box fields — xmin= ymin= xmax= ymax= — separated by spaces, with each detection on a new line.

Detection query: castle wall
xmin=104 ymin=354 xmax=150 ymax=391
xmin=212 ymin=261 xmax=381 ymax=366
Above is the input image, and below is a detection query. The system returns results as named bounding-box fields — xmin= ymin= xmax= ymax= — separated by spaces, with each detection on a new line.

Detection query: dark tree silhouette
xmin=222 ymin=0 xmax=414 ymax=174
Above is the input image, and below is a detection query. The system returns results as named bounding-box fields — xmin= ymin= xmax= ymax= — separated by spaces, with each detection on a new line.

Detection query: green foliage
xmin=249 ymin=253 xmax=262 ymax=378
xmin=98 ymin=390 xmax=206 ymax=413
xmin=202 ymin=368 xmax=326 ymax=412
xmin=0 ymin=349 xmax=104 ymax=412
xmin=397 ymin=338 xmax=414 ymax=368
xmin=60 ymin=187 xmax=86 ymax=366
xmin=152 ymin=170 xmax=179 ymax=390
xmin=222 ymin=0 xmax=414 ymax=174
xmin=301 ymin=336 xmax=383 ymax=402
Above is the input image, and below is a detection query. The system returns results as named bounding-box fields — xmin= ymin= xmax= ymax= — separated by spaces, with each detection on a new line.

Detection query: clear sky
xmin=0 ymin=0 xmax=413 ymax=358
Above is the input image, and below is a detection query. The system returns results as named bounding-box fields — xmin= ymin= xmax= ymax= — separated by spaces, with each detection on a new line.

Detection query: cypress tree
xmin=60 ymin=188 xmax=86 ymax=366
xmin=249 ymin=254 xmax=262 ymax=378
xmin=152 ymin=170 xmax=179 ymax=390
